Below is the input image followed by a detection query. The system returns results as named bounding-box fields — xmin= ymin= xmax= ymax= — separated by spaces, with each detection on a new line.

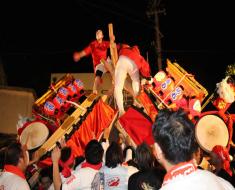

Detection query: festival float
xmin=15 ymin=23 xmax=235 ymax=188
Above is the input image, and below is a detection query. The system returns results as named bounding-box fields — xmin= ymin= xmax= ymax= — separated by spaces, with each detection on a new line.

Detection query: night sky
xmin=1 ymin=0 xmax=235 ymax=103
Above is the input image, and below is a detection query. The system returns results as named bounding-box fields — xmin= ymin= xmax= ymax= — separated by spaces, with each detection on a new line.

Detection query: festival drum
xmin=19 ymin=120 xmax=50 ymax=150
xmin=153 ymin=71 xmax=167 ymax=88
xmin=195 ymin=114 xmax=229 ymax=153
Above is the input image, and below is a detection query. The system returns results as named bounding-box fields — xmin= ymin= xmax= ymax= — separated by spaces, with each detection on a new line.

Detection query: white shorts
xmin=95 ymin=57 xmax=112 ymax=74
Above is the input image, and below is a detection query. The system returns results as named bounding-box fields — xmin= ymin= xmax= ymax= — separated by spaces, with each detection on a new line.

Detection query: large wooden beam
xmin=108 ymin=23 xmax=118 ymax=67
xmin=37 ymin=93 xmax=98 ymax=158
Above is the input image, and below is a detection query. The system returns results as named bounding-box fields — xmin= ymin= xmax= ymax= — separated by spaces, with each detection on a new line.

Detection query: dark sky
xmin=1 ymin=0 xmax=235 ymax=99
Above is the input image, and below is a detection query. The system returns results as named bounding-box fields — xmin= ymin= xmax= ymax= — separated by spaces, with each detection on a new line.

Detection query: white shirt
xmin=48 ymin=171 xmax=75 ymax=190
xmin=100 ymin=164 xmax=132 ymax=190
xmin=62 ymin=167 xmax=99 ymax=190
xmin=0 ymin=171 xmax=30 ymax=190
xmin=161 ymin=169 xmax=234 ymax=190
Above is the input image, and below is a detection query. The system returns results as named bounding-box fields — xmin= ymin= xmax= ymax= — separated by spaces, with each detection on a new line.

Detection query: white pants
xmin=114 ymin=55 xmax=140 ymax=114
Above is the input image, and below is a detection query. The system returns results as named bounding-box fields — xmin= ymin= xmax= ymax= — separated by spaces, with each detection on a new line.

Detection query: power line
xmin=77 ymin=0 xmax=154 ymax=28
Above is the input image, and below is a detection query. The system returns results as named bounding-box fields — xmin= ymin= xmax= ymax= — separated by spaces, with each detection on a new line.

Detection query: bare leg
xmin=93 ymin=76 xmax=101 ymax=94
xmin=104 ymin=60 xmax=115 ymax=80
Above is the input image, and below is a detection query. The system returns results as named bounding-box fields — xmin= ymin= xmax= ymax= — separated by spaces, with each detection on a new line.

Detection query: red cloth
xmin=83 ymin=40 xmax=110 ymax=70
xmin=67 ymin=99 xmax=116 ymax=157
xmin=136 ymin=90 xmax=158 ymax=122
xmin=59 ymin=153 xmax=75 ymax=178
xmin=81 ymin=161 xmax=102 ymax=170
xmin=212 ymin=97 xmax=232 ymax=113
xmin=118 ymin=107 xmax=154 ymax=145
xmin=38 ymin=99 xmax=116 ymax=167
xmin=4 ymin=165 xmax=26 ymax=179
xmin=119 ymin=46 xmax=151 ymax=78
xmin=212 ymin=145 xmax=232 ymax=176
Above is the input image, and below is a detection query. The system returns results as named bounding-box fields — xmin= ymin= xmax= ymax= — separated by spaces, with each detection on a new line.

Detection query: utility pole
xmin=146 ymin=0 xmax=165 ymax=71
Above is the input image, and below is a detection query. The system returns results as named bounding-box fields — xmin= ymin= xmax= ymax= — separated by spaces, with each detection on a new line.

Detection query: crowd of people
xmin=1 ymin=28 xmax=235 ymax=190
xmin=0 ymin=108 xmax=235 ymax=189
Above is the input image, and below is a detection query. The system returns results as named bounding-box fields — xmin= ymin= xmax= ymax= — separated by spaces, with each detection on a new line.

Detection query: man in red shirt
xmin=73 ymin=30 xmax=114 ymax=94
xmin=114 ymin=45 xmax=152 ymax=116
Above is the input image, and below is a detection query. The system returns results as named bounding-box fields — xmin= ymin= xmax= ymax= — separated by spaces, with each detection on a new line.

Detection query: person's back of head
xmin=0 ymin=133 xmax=17 ymax=149
xmin=60 ymin=146 xmax=73 ymax=167
xmin=59 ymin=146 xmax=75 ymax=178
xmin=39 ymin=166 xmax=53 ymax=190
xmin=4 ymin=141 xmax=23 ymax=166
xmin=153 ymin=108 xmax=198 ymax=165
xmin=105 ymin=141 xmax=123 ymax=168
xmin=135 ymin=142 xmax=155 ymax=171
xmin=74 ymin=155 xmax=85 ymax=168
xmin=85 ymin=139 xmax=104 ymax=165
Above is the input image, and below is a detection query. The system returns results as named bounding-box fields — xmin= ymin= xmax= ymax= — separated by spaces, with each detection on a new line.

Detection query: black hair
xmin=105 ymin=141 xmax=123 ymax=168
xmin=39 ymin=166 xmax=53 ymax=182
xmin=0 ymin=133 xmax=17 ymax=149
xmin=135 ymin=142 xmax=155 ymax=171
xmin=4 ymin=142 xmax=23 ymax=166
xmin=85 ymin=140 xmax=104 ymax=165
xmin=74 ymin=156 xmax=85 ymax=168
xmin=152 ymin=108 xmax=198 ymax=164
xmin=60 ymin=147 xmax=72 ymax=163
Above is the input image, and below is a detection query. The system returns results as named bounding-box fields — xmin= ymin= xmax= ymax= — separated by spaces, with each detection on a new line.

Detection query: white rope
xmin=65 ymin=100 xmax=86 ymax=112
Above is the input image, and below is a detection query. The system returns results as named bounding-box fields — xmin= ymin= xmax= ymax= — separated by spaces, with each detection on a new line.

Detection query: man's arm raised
xmin=73 ymin=50 xmax=86 ymax=62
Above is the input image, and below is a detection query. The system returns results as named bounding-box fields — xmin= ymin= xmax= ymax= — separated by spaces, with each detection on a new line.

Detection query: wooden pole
xmin=108 ymin=23 xmax=118 ymax=67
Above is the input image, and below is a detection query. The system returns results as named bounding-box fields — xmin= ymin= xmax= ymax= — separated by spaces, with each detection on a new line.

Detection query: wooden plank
xmin=37 ymin=93 xmax=98 ymax=157
xmin=108 ymin=23 xmax=118 ymax=67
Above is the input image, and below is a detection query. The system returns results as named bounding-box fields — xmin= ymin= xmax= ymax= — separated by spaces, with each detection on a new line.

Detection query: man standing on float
xmin=73 ymin=30 xmax=114 ymax=94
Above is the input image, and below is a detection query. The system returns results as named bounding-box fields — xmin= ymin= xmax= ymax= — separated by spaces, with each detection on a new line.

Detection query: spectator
xmin=0 ymin=142 xmax=30 ymax=190
xmin=128 ymin=142 xmax=165 ymax=190
xmin=38 ymin=166 xmax=53 ymax=190
xmin=152 ymin=108 xmax=234 ymax=189
xmin=97 ymin=141 xmax=131 ymax=189
xmin=51 ymin=139 xmax=104 ymax=190
xmin=48 ymin=146 xmax=76 ymax=190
